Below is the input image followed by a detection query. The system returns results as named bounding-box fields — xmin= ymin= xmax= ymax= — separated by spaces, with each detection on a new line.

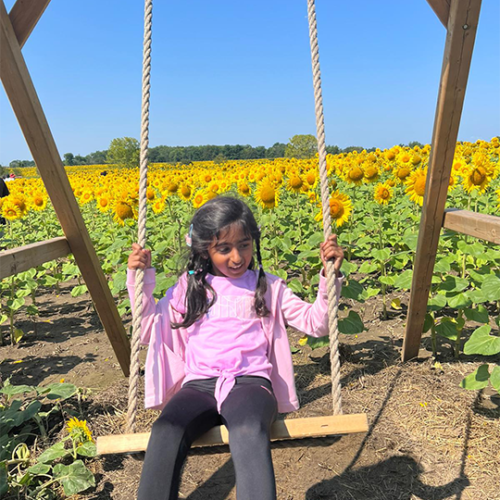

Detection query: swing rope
xmin=127 ymin=0 xmax=153 ymax=435
xmin=125 ymin=0 xmax=342 ymax=435
xmin=306 ymin=0 xmax=342 ymax=415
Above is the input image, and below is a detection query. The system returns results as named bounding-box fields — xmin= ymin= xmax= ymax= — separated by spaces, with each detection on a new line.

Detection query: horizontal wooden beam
xmin=443 ymin=209 xmax=500 ymax=244
xmin=426 ymin=0 xmax=451 ymax=28
xmin=9 ymin=0 xmax=51 ymax=48
xmin=0 ymin=237 xmax=70 ymax=280
xmin=96 ymin=413 xmax=369 ymax=455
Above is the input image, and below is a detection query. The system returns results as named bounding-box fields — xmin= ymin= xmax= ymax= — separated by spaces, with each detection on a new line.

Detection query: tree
xmin=9 ymin=159 xmax=35 ymax=168
xmin=326 ymin=145 xmax=341 ymax=155
xmin=63 ymin=153 xmax=75 ymax=166
xmin=107 ymin=137 xmax=140 ymax=168
xmin=267 ymin=142 xmax=286 ymax=159
xmin=86 ymin=150 xmax=108 ymax=165
xmin=284 ymin=135 xmax=317 ymax=159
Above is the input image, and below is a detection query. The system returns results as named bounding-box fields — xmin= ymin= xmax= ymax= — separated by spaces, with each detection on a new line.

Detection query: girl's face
xmin=207 ymin=223 xmax=253 ymax=278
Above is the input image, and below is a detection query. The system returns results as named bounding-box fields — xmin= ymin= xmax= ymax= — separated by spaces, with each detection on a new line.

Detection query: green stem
xmin=430 ymin=313 xmax=437 ymax=358
xmin=296 ymin=193 xmax=303 ymax=246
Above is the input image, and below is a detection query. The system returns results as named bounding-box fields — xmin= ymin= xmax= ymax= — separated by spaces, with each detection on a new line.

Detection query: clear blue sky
xmin=1 ymin=0 xmax=499 ymax=166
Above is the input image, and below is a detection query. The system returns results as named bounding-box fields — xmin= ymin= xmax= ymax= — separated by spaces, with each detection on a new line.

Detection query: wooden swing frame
xmin=1 ymin=0 xmax=497 ymax=455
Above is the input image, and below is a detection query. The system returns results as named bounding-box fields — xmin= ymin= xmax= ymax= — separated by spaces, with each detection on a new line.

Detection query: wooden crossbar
xmin=426 ymin=0 xmax=451 ymax=28
xmin=0 ymin=237 xmax=70 ymax=280
xmin=443 ymin=209 xmax=500 ymax=244
xmin=9 ymin=0 xmax=51 ymax=48
xmin=96 ymin=413 xmax=368 ymax=455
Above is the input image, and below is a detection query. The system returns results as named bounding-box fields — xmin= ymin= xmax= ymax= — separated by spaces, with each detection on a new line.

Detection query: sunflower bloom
xmin=238 ymin=181 xmax=251 ymax=197
xmin=66 ymin=417 xmax=93 ymax=445
xmin=78 ymin=189 xmax=93 ymax=205
xmin=394 ymin=166 xmax=411 ymax=183
xmin=363 ymin=164 xmax=380 ymax=183
xmin=113 ymin=201 xmax=136 ymax=225
xmin=344 ymin=165 xmax=364 ymax=186
xmin=315 ymin=191 xmax=352 ymax=227
xmin=31 ymin=191 xmax=48 ymax=211
xmin=374 ymin=183 xmax=393 ymax=205
xmin=405 ymin=168 xmax=427 ymax=206
xmin=2 ymin=200 xmax=23 ymax=221
xmin=97 ymin=194 xmax=111 ymax=212
xmin=462 ymin=165 xmax=491 ymax=193
xmin=255 ymin=179 xmax=279 ymax=210
xmin=178 ymin=183 xmax=193 ymax=202
xmin=152 ymin=197 xmax=166 ymax=214
xmin=192 ymin=190 xmax=208 ymax=209
xmin=286 ymin=174 xmax=303 ymax=193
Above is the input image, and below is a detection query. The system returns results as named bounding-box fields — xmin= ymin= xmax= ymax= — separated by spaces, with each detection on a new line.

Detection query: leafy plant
xmin=0 ymin=379 xmax=96 ymax=498
xmin=460 ymin=318 xmax=500 ymax=395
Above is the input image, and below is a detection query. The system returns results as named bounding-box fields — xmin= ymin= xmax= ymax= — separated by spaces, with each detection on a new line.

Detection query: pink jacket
xmin=127 ymin=268 xmax=342 ymax=413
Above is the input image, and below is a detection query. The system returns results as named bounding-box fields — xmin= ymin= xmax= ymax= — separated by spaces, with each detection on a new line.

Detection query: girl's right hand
xmin=128 ymin=243 xmax=152 ymax=270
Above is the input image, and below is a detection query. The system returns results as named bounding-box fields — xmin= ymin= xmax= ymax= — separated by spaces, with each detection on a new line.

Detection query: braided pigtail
xmin=253 ymin=234 xmax=269 ymax=317
xmin=171 ymin=245 xmax=216 ymax=329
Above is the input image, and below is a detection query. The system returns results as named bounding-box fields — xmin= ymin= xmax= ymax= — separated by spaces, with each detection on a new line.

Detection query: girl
xmin=127 ymin=196 xmax=344 ymax=500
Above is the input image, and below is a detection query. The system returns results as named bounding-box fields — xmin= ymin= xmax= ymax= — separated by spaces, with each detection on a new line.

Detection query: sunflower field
xmin=1 ymin=138 xmax=500 ymax=390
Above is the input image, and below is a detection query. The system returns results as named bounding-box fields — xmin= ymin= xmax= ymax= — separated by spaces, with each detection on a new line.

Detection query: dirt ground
xmin=1 ymin=280 xmax=499 ymax=500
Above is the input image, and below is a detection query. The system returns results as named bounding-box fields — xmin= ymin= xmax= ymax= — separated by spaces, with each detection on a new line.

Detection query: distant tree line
xmin=2 ymin=136 xmax=427 ymax=170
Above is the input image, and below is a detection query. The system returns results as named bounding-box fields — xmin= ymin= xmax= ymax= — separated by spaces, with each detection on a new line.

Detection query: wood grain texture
xmin=0 ymin=2 xmax=131 ymax=375
xmin=96 ymin=414 xmax=369 ymax=455
xmin=8 ymin=0 xmax=51 ymax=48
xmin=0 ymin=237 xmax=70 ymax=279
xmin=402 ymin=0 xmax=482 ymax=362
xmin=443 ymin=209 xmax=500 ymax=244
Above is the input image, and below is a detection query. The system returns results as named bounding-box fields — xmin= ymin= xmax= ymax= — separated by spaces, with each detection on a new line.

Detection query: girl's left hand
xmin=320 ymin=234 xmax=344 ymax=276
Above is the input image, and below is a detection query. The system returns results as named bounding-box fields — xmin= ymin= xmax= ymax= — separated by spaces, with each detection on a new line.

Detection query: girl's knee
xmin=151 ymin=414 xmax=186 ymax=441
xmin=230 ymin=420 xmax=270 ymax=443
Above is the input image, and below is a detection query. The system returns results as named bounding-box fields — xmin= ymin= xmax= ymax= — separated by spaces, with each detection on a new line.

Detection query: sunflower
xmin=405 ymin=168 xmax=427 ymax=206
xmin=363 ymin=163 xmax=380 ymax=183
xmin=152 ymin=197 xmax=166 ymax=214
xmin=165 ymin=181 xmax=179 ymax=196
xmin=462 ymin=165 xmax=491 ymax=193
xmin=394 ymin=165 xmax=412 ymax=183
xmin=238 ymin=181 xmax=251 ymax=197
xmin=146 ymin=187 xmax=156 ymax=202
xmin=66 ymin=417 xmax=93 ymax=445
xmin=113 ymin=200 xmax=136 ymax=225
xmin=178 ymin=183 xmax=193 ymax=202
xmin=10 ymin=195 xmax=28 ymax=215
xmin=315 ymin=191 xmax=352 ymax=227
xmin=1 ymin=200 xmax=23 ymax=221
xmin=208 ymin=181 xmax=220 ymax=194
xmin=97 ymin=194 xmax=111 ymax=212
xmin=79 ymin=189 xmax=94 ymax=205
xmin=305 ymin=169 xmax=318 ymax=189
xmin=254 ymin=179 xmax=279 ymax=210
xmin=384 ymin=149 xmax=396 ymax=161
xmin=344 ymin=164 xmax=364 ymax=186
xmin=201 ymin=173 xmax=212 ymax=184
xmin=31 ymin=191 xmax=48 ymax=211
xmin=192 ymin=189 xmax=208 ymax=209
xmin=286 ymin=174 xmax=304 ymax=193
xmin=374 ymin=182 xmax=393 ymax=205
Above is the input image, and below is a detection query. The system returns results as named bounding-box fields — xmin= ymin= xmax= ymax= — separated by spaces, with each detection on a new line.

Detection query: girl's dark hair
xmin=171 ymin=196 xmax=269 ymax=329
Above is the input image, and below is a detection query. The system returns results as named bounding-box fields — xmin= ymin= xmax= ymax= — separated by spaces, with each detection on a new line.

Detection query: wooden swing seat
xmin=96 ymin=413 xmax=368 ymax=455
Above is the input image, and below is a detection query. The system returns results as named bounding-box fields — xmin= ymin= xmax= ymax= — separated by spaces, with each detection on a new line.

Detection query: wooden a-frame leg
xmin=0 ymin=1 xmax=131 ymax=375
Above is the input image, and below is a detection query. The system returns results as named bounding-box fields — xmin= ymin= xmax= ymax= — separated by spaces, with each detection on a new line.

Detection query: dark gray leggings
xmin=137 ymin=376 xmax=278 ymax=500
